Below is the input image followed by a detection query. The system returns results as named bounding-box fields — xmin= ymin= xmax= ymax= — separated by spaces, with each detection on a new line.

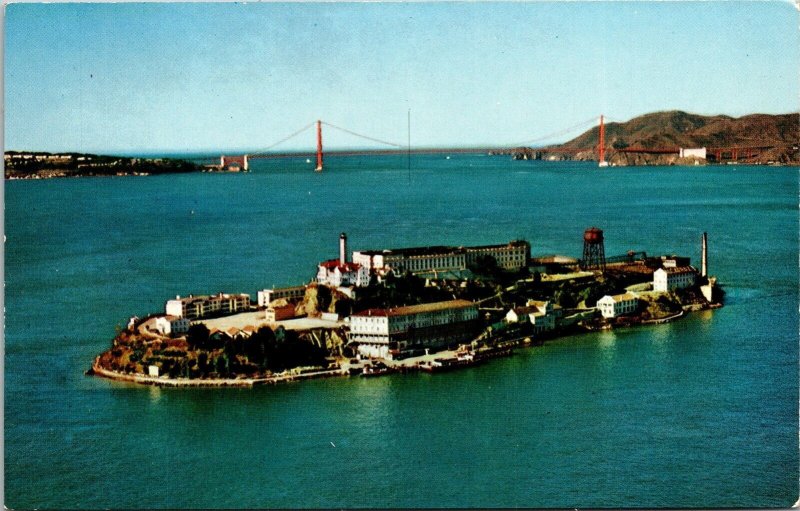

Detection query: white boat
xmin=598 ymin=161 xmax=609 ymax=168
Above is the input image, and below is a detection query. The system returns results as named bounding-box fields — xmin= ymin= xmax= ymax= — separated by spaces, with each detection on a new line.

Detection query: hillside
xmin=550 ymin=111 xmax=799 ymax=165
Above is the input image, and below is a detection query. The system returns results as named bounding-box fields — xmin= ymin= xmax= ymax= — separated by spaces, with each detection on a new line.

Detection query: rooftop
xmin=353 ymin=299 xmax=476 ymax=318
xmin=264 ymin=285 xmax=306 ymax=292
xmin=355 ymin=240 xmax=527 ymax=258
xmin=659 ymin=266 xmax=698 ymax=274
xmin=385 ymin=246 xmax=463 ymax=257
xmin=511 ymin=306 xmax=540 ymax=315
xmin=319 ymin=259 xmax=362 ymax=272
xmin=169 ymin=292 xmax=250 ymax=304
xmin=465 ymin=240 xmax=530 ymax=250
xmin=607 ymin=293 xmax=639 ymax=302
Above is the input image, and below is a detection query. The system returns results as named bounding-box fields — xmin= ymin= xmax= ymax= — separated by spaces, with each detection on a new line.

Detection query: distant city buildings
xmin=349 ymin=299 xmax=480 ymax=359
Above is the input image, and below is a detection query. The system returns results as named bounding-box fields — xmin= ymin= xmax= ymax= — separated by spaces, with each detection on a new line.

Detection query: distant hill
xmin=554 ymin=111 xmax=799 ymax=165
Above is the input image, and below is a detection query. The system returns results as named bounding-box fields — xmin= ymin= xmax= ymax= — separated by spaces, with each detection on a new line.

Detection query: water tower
xmin=581 ymin=227 xmax=606 ymax=270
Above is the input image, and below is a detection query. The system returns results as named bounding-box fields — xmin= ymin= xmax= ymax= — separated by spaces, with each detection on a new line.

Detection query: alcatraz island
xmin=88 ymin=229 xmax=724 ymax=387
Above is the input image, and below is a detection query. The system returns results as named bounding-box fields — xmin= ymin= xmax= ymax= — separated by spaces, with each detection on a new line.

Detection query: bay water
xmin=4 ymin=156 xmax=798 ymax=508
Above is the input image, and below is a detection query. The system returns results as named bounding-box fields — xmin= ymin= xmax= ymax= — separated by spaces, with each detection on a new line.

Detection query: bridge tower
xmin=598 ymin=115 xmax=608 ymax=167
xmin=315 ymin=120 xmax=323 ymax=172
xmin=219 ymin=154 xmax=248 ymax=171
xmin=581 ymin=227 xmax=606 ymax=271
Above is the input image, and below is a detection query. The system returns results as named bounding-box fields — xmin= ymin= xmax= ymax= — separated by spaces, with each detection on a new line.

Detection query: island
xmin=4 ymin=151 xmax=200 ymax=179
xmin=88 ymin=229 xmax=724 ymax=387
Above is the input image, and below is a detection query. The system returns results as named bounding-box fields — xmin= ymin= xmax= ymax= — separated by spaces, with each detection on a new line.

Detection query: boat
xmin=598 ymin=161 xmax=609 ymax=168
xmin=473 ymin=345 xmax=514 ymax=361
xmin=361 ymin=363 xmax=393 ymax=377
xmin=418 ymin=352 xmax=483 ymax=373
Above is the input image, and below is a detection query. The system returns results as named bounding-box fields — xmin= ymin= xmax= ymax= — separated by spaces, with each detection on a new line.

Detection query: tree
xmin=243 ymin=334 xmax=262 ymax=365
xmin=554 ymin=288 xmax=577 ymax=309
xmin=215 ymin=354 xmax=229 ymax=376
xmin=186 ymin=323 xmax=210 ymax=350
xmin=316 ymin=285 xmax=332 ymax=313
xmin=468 ymin=255 xmax=501 ymax=279
xmin=197 ymin=352 xmax=208 ymax=373
xmin=334 ymin=297 xmax=353 ymax=318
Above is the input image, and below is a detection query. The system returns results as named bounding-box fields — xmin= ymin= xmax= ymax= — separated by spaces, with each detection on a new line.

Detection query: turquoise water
xmin=4 ymin=156 xmax=798 ymax=508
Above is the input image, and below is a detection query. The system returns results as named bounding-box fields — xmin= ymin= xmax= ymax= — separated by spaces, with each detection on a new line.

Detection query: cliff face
xmin=551 ymin=111 xmax=799 ymax=165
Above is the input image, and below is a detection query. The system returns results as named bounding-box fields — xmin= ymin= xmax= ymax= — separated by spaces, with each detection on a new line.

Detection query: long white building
xmin=165 ymin=293 xmax=251 ymax=320
xmin=353 ymin=240 xmax=530 ymax=275
xmin=349 ymin=299 xmax=480 ymax=359
xmin=257 ymin=285 xmax=307 ymax=307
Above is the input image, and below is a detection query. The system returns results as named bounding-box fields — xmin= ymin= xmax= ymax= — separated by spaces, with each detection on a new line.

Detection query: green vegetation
xmin=100 ymin=324 xmax=329 ymax=380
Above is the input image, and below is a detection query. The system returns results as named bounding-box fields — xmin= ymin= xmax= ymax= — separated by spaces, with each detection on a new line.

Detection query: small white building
xmin=653 ymin=267 xmax=698 ymax=292
xmin=153 ymin=315 xmax=191 ymax=336
xmin=505 ymin=300 xmax=559 ymax=333
xmin=679 ymin=147 xmax=707 ymax=159
xmin=597 ymin=293 xmax=639 ymax=319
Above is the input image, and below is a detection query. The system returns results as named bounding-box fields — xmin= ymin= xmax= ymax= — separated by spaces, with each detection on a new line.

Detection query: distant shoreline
xmin=4 ymin=151 xmax=202 ymax=180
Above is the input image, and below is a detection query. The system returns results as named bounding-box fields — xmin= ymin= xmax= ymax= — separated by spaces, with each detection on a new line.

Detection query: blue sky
xmin=4 ymin=2 xmax=799 ymax=153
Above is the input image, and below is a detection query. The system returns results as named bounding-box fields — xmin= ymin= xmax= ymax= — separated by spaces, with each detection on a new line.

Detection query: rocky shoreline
xmin=88 ymin=297 xmax=720 ymax=388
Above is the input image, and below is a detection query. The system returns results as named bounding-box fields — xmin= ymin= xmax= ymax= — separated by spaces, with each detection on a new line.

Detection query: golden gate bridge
xmin=214 ymin=116 xmax=773 ymax=171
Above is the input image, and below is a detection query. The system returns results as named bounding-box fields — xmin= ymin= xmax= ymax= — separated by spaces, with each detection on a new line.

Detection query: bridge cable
xmin=322 ymin=121 xmax=405 ymax=148
xmin=250 ymin=121 xmax=317 ymax=156
xmin=509 ymin=115 xmax=600 ymax=148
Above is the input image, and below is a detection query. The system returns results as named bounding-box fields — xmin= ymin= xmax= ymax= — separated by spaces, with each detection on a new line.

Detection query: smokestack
xmin=701 ymin=232 xmax=708 ymax=278
xmin=339 ymin=232 xmax=347 ymax=265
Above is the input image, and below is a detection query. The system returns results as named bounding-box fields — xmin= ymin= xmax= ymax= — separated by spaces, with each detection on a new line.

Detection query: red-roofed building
xmin=316 ymin=232 xmax=371 ymax=288
xmin=316 ymin=259 xmax=370 ymax=287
